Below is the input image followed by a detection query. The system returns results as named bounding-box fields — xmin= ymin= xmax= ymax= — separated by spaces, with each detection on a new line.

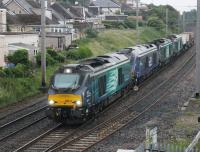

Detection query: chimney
xmin=0 ymin=9 xmax=7 ymax=32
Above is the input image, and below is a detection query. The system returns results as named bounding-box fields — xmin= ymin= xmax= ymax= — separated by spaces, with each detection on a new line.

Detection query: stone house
xmin=88 ymin=0 xmax=121 ymax=16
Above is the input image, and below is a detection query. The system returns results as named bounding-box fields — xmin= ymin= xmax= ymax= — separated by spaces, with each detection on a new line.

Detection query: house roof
xmin=51 ymin=3 xmax=76 ymax=20
xmin=26 ymin=0 xmax=40 ymax=8
xmin=9 ymin=43 xmax=38 ymax=50
xmin=7 ymin=14 xmax=58 ymax=25
xmin=5 ymin=0 xmax=33 ymax=14
xmin=90 ymin=0 xmax=120 ymax=8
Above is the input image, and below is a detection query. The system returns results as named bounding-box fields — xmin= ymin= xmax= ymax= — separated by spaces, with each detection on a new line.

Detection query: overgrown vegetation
xmin=0 ymin=48 xmax=65 ymax=107
xmin=36 ymin=48 xmax=65 ymax=66
xmin=143 ymin=4 xmax=180 ymax=33
xmin=103 ymin=20 xmax=137 ymax=29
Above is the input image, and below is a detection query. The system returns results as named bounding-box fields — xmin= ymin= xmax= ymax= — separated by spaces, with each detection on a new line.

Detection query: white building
xmin=0 ymin=35 xmax=8 ymax=67
xmin=0 ymin=33 xmax=39 ymax=67
xmin=0 ymin=8 xmax=7 ymax=32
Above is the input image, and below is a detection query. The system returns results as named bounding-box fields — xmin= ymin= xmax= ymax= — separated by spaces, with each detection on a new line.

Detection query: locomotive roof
xmin=152 ymin=38 xmax=172 ymax=46
xmin=126 ymin=44 xmax=157 ymax=57
xmin=61 ymin=52 xmax=129 ymax=73
xmin=168 ymin=34 xmax=182 ymax=41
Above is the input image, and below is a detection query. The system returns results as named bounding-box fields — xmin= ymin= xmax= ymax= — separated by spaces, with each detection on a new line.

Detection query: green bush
xmin=103 ymin=20 xmax=137 ymax=29
xmin=124 ymin=20 xmax=136 ymax=28
xmin=47 ymin=48 xmax=65 ymax=63
xmin=0 ymin=69 xmax=6 ymax=77
xmin=147 ymin=17 xmax=164 ymax=30
xmin=66 ymin=46 xmax=92 ymax=60
xmin=85 ymin=28 xmax=98 ymax=38
xmin=7 ymin=49 xmax=30 ymax=66
xmin=36 ymin=52 xmax=57 ymax=66
xmin=3 ymin=64 xmax=31 ymax=78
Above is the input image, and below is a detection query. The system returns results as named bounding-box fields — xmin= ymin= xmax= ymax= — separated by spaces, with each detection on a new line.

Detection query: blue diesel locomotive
xmin=47 ymin=53 xmax=132 ymax=123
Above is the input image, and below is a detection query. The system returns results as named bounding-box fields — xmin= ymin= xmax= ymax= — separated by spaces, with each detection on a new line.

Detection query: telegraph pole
xmin=166 ymin=8 xmax=168 ymax=36
xmin=136 ymin=0 xmax=140 ymax=45
xmin=183 ymin=12 xmax=186 ymax=32
xmin=41 ymin=0 xmax=46 ymax=88
xmin=196 ymin=0 xmax=200 ymax=97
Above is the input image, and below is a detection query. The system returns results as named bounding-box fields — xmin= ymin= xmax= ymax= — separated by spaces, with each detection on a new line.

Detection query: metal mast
xmin=41 ymin=0 xmax=46 ymax=88
xmin=183 ymin=12 xmax=186 ymax=32
xmin=136 ymin=0 xmax=140 ymax=45
xmin=196 ymin=0 xmax=200 ymax=97
xmin=166 ymin=8 xmax=168 ymax=35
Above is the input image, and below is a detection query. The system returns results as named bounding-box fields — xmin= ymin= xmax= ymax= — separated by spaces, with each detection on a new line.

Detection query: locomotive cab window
xmin=98 ymin=75 xmax=106 ymax=97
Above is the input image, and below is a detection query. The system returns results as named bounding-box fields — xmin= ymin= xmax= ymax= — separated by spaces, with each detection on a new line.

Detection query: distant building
xmin=0 ymin=32 xmax=39 ymax=66
xmin=3 ymin=0 xmax=53 ymax=19
xmin=0 ymin=8 xmax=7 ymax=32
xmin=44 ymin=32 xmax=72 ymax=51
xmin=105 ymin=15 xmax=128 ymax=21
xmin=89 ymin=0 xmax=121 ymax=16
xmin=123 ymin=0 xmax=148 ymax=11
xmin=7 ymin=14 xmax=58 ymax=32
xmin=0 ymin=35 xmax=8 ymax=67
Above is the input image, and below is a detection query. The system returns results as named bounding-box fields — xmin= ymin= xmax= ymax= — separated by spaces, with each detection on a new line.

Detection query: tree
xmin=147 ymin=17 xmax=164 ymax=30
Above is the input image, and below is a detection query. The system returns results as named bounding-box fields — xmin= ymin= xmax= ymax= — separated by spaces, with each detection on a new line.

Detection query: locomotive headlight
xmin=75 ymin=100 xmax=82 ymax=107
xmin=49 ymin=100 xmax=55 ymax=105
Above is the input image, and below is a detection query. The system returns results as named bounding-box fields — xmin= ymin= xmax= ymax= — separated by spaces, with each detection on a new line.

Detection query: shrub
xmin=47 ymin=48 xmax=65 ymax=63
xmin=103 ymin=20 xmax=137 ymax=29
xmin=0 ymin=69 xmax=6 ymax=77
xmin=36 ymin=52 xmax=57 ymax=66
xmin=85 ymin=28 xmax=98 ymax=38
xmin=147 ymin=17 xmax=164 ymax=30
xmin=3 ymin=64 xmax=31 ymax=78
xmin=7 ymin=49 xmax=30 ymax=66
xmin=124 ymin=20 xmax=136 ymax=28
xmin=66 ymin=46 xmax=92 ymax=60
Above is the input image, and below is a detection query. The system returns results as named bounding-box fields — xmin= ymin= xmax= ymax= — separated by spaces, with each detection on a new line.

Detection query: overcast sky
xmin=141 ymin=0 xmax=197 ymax=13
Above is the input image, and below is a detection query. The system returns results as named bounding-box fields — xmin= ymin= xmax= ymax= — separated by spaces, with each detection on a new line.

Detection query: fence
xmin=134 ymin=143 xmax=200 ymax=152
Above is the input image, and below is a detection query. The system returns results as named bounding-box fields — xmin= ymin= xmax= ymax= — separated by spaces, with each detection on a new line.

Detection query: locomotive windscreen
xmin=53 ymin=73 xmax=81 ymax=89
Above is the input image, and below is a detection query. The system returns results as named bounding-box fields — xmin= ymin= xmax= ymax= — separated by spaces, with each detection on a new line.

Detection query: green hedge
xmin=103 ymin=20 xmax=137 ymax=29
xmin=66 ymin=46 xmax=93 ymax=60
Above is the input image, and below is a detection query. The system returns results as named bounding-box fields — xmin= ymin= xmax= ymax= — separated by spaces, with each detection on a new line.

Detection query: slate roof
xmin=5 ymin=0 xmax=33 ymax=14
xmin=90 ymin=0 xmax=120 ymax=8
xmin=51 ymin=3 xmax=75 ymax=20
xmin=26 ymin=0 xmax=40 ymax=8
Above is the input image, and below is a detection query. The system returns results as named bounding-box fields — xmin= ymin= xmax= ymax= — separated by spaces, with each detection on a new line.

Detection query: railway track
xmin=0 ymin=97 xmax=47 ymax=122
xmin=0 ymin=105 xmax=48 ymax=143
xmin=49 ymin=54 xmax=195 ymax=152
xmin=14 ymin=50 xmax=195 ymax=152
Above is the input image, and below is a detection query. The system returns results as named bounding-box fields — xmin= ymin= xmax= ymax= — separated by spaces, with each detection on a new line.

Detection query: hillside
xmin=77 ymin=27 xmax=165 ymax=56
